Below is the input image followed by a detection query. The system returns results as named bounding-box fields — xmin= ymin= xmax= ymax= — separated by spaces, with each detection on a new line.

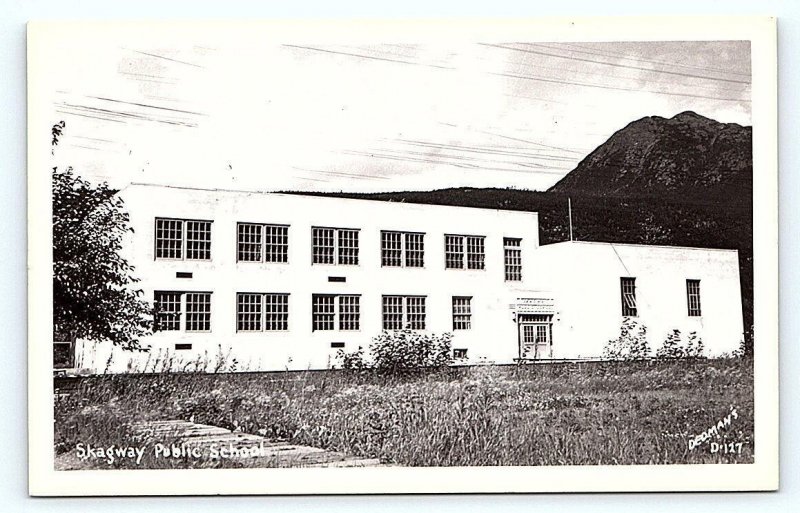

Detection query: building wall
xmin=74 ymin=186 xmax=745 ymax=373
xmin=529 ymin=241 xmax=744 ymax=358
xmin=77 ymin=184 xmax=542 ymax=372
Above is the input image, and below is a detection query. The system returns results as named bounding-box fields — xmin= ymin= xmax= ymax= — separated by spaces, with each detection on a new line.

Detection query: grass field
xmin=54 ymin=359 xmax=753 ymax=469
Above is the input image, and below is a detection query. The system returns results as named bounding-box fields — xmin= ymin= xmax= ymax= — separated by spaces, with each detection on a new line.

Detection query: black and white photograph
xmin=26 ymin=18 xmax=778 ymax=495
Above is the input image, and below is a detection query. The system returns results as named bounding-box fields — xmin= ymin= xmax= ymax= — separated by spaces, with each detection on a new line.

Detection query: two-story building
xmin=68 ymin=183 xmax=744 ymax=372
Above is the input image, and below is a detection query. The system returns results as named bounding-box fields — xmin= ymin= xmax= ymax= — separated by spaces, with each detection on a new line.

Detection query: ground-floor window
xmin=620 ymin=277 xmax=638 ymax=317
xmin=154 ymin=291 xmax=212 ymax=332
xmin=312 ymin=294 xmax=361 ymax=331
xmin=382 ymin=295 xmax=427 ymax=330
xmin=236 ymin=292 xmax=289 ymax=331
xmin=452 ymin=296 xmax=472 ymax=330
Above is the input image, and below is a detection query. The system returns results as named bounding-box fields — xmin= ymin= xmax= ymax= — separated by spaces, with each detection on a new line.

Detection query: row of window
xmin=154 ymin=218 xmax=523 ymax=280
xmin=153 ymin=279 xmax=701 ymax=333
xmin=620 ymin=277 xmax=702 ymax=317
xmin=154 ymin=292 xmax=474 ymax=333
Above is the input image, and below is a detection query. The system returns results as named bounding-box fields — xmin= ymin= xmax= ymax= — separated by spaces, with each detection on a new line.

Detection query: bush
xmin=656 ymin=329 xmax=684 ymax=359
xmin=602 ymin=318 xmax=650 ymax=360
xmin=335 ymin=346 xmax=367 ymax=370
xmin=370 ymin=330 xmax=453 ymax=373
xmin=655 ymin=330 xmax=705 ymax=359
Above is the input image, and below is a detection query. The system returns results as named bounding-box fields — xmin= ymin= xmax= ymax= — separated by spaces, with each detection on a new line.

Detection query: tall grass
xmin=54 ymin=359 xmax=753 ymax=468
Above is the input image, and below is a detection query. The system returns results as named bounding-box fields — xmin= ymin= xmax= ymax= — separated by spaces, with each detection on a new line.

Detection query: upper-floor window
xmin=154 ymin=291 xmax=212 ymax=332
xmin=504 ymin=237 xmax=522 ymax=281
xmin=620 ymin=277 xmax=638 ymax=317
xmin=686 ymin=279 xmax=702 ymax=316
xmin=236 ymin=292 xmax=289 ymax=331
xmin=452 ymin=296 xmax=472 ymax=330
xmin=237 ymin=223 xmax=289 ymax=263
xmin=382 ymin=295 xmax=426 ymax=330
xmin=155 ymin=218 xmax=212 ymax=260
xmin=381 ymin=231 xmax=425 ymax=268
xmin=312 ymin=294 xmax=361 ymax=331
xmin=444 ymin=234 xmax=485 ymax=270
xmin=312 ymin=227 xmax=359 ymax=265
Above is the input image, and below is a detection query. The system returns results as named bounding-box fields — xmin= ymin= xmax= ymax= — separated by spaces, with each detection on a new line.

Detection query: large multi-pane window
xmin=185 ymin=221 xmax=212 ymax=260
xmin=312 ymin=227 xmax=359 ymax=265
xmin=620 ymin=277 xmax=638 ymax=317
xmin=312 ymin=295 xmax=335 ymax=331
xmin=338 ymin=295 xmax=361 ymax=331
xmin=686 ymin=279 xmax=702 ymax=317
xmin=155 ymin=219 xmax=183 ymax=259
xmin=311 ymin=228 xmax=335 ymax=264
xmin=154 ymin=291 xmax=182 ymax=331
xmin=466 ymin=236 xmax=485 ymax=270
xmin=503 ymin=237 xmax=522 ymax=281
xmin=444 ymin=234 xmax=485 ymax=270
xmin=237 ymin=223 xmax=289 ymax=263
xmin=154 ymin=291 xmax=212 ymax=332
xmin=381 ymin=231 xmax=425 ymax=268
xmin=236 ymin=292 xmax=289 ymax=331
xmin=338 ymin=229 xmax=359 ymax=265
xmin=444 ymin=235 xmax=464 ymax=269
xmin=382 ymin=295 xmax=427 ymax=330
xmin=185 ymin=293 xmax=212 ymax=332
xmin=312 ymin=294 xmax=360 ymax=331
xmin=381 ymin=295 xmax=404 ymax=330
xmin=452 ymin=296 xmax=472 ymax=330
xmin=236 ymin=293 xmax=262 ymax=331
xmin=155 ymin=218 xmax=212 ymax=260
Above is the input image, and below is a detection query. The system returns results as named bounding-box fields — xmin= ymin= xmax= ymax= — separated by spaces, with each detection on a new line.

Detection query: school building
xmin=66 ymin=183 xmax=744 ymax=372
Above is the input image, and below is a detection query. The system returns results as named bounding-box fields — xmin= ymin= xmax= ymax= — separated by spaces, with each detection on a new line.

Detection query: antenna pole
xmin=568 ymin=197 xmax=574 ymax=241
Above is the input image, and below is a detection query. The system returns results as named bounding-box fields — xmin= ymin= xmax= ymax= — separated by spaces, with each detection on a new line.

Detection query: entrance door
xmin=519 ymin=320 xmax=551 ymax=359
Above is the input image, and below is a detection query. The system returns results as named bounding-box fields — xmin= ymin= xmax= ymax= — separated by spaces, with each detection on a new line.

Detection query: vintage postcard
xmin=27 ymin=18 xmax=778 ymax=495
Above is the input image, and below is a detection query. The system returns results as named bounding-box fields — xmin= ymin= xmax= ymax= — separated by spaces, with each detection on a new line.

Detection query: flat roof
xmin=126 ymin=182 xmax=540 ymax=217
xmin=540 ymin=240 xmax=739 ymax=253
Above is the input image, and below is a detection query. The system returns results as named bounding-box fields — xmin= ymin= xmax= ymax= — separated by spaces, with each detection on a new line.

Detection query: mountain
xmin=548 ymin=111 xmax=752 ymax=203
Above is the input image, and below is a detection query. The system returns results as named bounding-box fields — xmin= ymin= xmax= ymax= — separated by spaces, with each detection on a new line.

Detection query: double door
xmin=519 ymin=315 xmax=552 ymax=359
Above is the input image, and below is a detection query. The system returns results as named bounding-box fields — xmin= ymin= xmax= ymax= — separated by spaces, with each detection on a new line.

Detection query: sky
xmin=40 ymin=33 xmax=751 ymax=193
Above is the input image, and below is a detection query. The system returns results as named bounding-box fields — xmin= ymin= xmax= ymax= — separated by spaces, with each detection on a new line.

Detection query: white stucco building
xmin=70 ymin=183 xmax=744 ymax=373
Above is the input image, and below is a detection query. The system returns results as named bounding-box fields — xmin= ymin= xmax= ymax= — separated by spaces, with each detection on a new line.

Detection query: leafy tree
xmin=52 ymin=122 xmax=152 ymax=350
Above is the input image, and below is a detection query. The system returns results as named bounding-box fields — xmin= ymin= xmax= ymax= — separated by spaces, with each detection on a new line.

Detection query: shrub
xmin=655 ymin=330 xmax=705 ymax=359
xmin=685 ymin=332 xmax=705 ymax=358
xmin=335 ymin=346 xmax=368 ymax=370
xmin=656 ymin=329 xmax=684 ymax=359
xmin=602 ymin=318 xmax=650 ymax=360
xmin=370 ymin=330 xmax=453 ymax=373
